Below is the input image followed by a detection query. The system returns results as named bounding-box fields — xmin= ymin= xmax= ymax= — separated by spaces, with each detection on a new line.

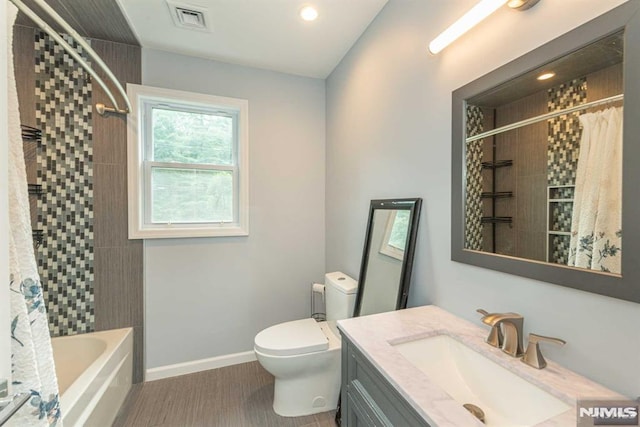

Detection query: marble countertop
xmin=337 ymin=305 xmax=621 ymax=426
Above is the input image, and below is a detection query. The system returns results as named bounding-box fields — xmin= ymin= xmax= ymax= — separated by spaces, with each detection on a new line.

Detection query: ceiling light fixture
xmin=537 ymin=72 xmax=555 ymax=80
xmin=300 ymin=5 xmax=319 ymax=22
xmin=507 ymin=0 xmax=540 ymax=10
xmin=428 ymin=0 xmax=540 ymax=55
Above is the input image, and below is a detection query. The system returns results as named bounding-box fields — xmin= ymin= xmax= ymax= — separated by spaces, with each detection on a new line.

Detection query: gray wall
xmin=142 ymin=49 xmax=326 ymax=369
xmin=326 ymin=0 xmax=639 ymax=397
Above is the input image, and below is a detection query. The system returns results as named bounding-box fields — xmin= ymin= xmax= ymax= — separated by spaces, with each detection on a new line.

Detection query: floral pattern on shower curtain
xmin=568 ymin=107 xmax=623 ymax=274
xmin=6 ymin=4 xmax=61 ymax=426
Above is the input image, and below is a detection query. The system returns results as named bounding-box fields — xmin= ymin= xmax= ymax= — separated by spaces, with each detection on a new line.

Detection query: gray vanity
xmin=338 ymin=306 xmax=620 ymax=426
xmin=341 ymin=335 xmax=427 ymax=426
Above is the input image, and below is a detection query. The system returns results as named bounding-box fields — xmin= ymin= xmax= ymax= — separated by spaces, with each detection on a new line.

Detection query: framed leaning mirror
xmin=353 ymin=198 xmax=422 ymax=317
xmin=451 ymin=1 xmax=640 ymax=303
xmin=336 ymin=197 xmax=422 ymax=425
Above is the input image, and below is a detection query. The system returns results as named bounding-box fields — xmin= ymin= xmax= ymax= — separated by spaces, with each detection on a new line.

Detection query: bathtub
xmin=51 ymin=328 xmax=133 ymax=427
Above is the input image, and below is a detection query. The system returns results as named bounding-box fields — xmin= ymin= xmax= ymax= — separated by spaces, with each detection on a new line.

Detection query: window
xmin=379 ymin=210 xmax=410 ymax=260
xmin=127 ymin=84 xmax=248 ymax=238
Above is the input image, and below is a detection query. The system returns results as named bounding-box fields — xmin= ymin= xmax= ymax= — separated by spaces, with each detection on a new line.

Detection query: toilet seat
xmin=254 ymin=318 xmax=329 ymax=356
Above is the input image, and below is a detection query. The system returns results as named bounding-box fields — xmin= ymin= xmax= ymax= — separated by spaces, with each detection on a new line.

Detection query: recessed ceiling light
xmin=537 ymin=72 xmax=556 ymax=81
xmin=300 ymin=5 xmax=318 ymax=21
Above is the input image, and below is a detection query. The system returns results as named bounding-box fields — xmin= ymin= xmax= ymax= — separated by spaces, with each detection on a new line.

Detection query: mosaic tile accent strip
xmin=34 ymin=32 xmax=94 ymax=336
xmin=546 ymin=78 xmax=585 ymax=263
xmin=465 ymin=105 xmax=484 ymax=251
xmin=547 ymin=78 xmax=586 ymax=186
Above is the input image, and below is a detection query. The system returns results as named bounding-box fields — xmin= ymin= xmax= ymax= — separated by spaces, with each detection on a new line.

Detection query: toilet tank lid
xmin=325 ymin=271 xmax=357 ymax=295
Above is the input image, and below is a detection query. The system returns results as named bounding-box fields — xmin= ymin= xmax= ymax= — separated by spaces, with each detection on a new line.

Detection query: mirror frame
xmin=353 ymin=198 xmax=422 ymax=316
xmin=451 ymin=1 xmax=640 ymax=304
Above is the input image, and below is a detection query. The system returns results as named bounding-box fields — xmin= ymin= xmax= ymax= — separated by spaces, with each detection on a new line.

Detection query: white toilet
xmin=254 ymin=271 xmax=358 ymax=417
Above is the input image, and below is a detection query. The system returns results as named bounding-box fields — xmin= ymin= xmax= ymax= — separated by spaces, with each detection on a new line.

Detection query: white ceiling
xmin=116 ymin=0 xmax=388 ymax=79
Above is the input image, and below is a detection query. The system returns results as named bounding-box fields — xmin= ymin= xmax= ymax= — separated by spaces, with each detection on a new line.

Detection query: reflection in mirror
xmin=451 ymin=1 xmax=640 ymax=303
xmin=464 ymin=31 xmax=623 ymax=274
xmin=353 ymin=198 xmax=422 ymax=317
xmin=379 ymin=210 xmax=409 ymax=260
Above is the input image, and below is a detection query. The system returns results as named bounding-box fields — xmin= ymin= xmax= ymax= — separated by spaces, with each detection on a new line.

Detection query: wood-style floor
xmin=112 ymin=361 xmax=338 ymax=427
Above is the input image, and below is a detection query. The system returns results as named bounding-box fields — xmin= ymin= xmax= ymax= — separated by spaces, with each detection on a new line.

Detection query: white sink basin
xmin=393 ymin=335 xmax=571 ymax=427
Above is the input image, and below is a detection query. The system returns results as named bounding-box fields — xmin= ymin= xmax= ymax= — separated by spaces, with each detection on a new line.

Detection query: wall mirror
xmin=451 ymin=1 xmax=640 ymax=303
xmin=353 ymin=198 xmax=422 ymax=316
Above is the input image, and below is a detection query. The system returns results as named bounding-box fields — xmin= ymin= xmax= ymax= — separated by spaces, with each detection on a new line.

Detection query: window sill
xmin=128 ymin=224 xmax=249 ymax=239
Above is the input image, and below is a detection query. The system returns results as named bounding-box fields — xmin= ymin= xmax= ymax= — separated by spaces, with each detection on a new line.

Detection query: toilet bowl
xmin=255 ymin=320 xmax=341 ymax=416
xmin=254 ymin=272 xmax=357 ymax=417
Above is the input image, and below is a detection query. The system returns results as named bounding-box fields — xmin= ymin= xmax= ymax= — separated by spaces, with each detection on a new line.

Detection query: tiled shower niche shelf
xmin=546 ymin=185 xmax=575 ymax=263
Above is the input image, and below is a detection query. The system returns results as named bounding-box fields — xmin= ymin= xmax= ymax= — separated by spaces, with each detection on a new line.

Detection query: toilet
xmin=254 ymin=271 xmax=358 ymax=417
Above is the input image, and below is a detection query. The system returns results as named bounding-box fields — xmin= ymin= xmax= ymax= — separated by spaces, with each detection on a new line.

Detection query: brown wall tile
xmin=91 ymin=40 xmax=143 ymax=382
xmin=92 ymin=40 xmax=140 ymax=165
xmin=94 ymin=244 xmax=143 ymax=330
xmin=93 ymin=163 xmax=128 ymax=248
xmin=132 ymin=326 xmax=144 ymax=384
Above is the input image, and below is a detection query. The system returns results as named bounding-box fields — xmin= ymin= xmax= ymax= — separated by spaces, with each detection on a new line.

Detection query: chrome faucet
xmin=477 ymin=309 xmax=524 ymax=357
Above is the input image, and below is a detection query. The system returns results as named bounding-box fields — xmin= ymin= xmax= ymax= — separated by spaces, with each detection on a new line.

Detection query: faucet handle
xmin=522 ymin=333 xmax=566 ymax=369
xmin=476 ymin=309 xmax=503 ymax=348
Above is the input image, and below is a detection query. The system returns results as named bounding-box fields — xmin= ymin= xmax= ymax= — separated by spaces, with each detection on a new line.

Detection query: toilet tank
xmin=324 ymin=272 xmax=358 ymax=321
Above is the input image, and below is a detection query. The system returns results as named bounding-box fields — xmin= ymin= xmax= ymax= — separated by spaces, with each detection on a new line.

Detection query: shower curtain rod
xmin=10 ymin=0 xmax=132 ymax=115
xmin=465 ymin=93 xmax=624 ymax=143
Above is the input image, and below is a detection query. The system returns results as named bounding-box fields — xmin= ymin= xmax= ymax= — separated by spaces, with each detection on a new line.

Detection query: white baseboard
xmin=145 ymin=350 xmax=257 ymax=382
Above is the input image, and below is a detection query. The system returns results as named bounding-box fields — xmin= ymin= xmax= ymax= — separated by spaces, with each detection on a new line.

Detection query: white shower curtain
xmin=6 ymin=4 xmax=62 ymax=426
xmin=568 ymin=106 xmax=623 ymax=274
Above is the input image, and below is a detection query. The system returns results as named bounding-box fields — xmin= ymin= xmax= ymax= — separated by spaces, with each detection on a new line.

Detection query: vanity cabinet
xmin=341 ymin=335 xmax=429 ymax=427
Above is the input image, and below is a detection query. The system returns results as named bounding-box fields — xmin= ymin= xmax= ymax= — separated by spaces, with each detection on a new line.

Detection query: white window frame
xmin=127 ymin=84 xmax=249 ymax=239
xmin=379 ymin=211 xmax=406 ymax=261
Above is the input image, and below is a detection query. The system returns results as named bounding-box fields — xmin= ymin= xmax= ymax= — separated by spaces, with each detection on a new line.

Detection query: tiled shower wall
xmin=546 ymin=78 xmax=587 ymax=264
xmin=35 ymin=32 xmax=95 ymax=336
xmin=547 ymin=78 xmax=587 ymax=187
xmin=492 ymin=90 xmax=547 ymax=260
xmin=14 ymin=26 xmax=144 ymax=383
xmin=464 ymin=106 xmax=484 ymax=251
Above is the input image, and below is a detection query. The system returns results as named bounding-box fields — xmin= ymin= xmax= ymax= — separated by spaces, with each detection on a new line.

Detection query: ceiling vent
xmin=166 ymin=1 xmax=212 ymax=32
